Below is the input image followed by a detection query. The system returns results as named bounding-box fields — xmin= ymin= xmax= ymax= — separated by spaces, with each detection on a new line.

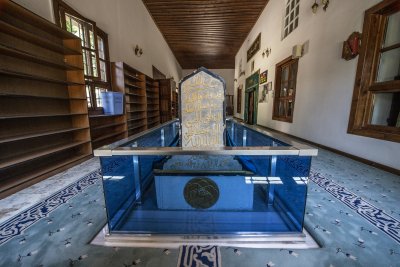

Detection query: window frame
xmin=272 ymin=56 xmax=299 ymax=123
xmin=348 ymin=0 xmax=400 ymax=143
xmin=283 ymin=0 xmax=300 ymax=39
xmin=53 ymin=0 xmax=112 ymax=114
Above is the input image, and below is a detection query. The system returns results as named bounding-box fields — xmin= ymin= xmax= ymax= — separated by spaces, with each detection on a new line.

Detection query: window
xmin=273 ymin=56 xmax=299 ymax=122
xmin=283 ymin=0 xmax=300 ymax=39
xmin=348 ymin=0 xmax=400 ymax=143
xmin=53 ymin=0 xmax=111 ymax=113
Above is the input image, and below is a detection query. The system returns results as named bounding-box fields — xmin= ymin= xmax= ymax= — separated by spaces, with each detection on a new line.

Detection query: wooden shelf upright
xmin=0 ymin=1 xmax=92 ymax=198
xmin=146 ymin=76 xmax=160 ymax=129
xmin=111 ymin=62 xmax=147 ymax=136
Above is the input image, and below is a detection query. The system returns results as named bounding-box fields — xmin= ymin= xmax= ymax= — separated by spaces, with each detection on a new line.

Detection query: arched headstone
xmin=179 ymin=67 xmax=226 ymax=148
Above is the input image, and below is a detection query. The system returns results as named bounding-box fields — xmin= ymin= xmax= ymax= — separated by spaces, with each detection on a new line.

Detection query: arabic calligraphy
xmin=181 ymin=71 xmax=225 ymax=148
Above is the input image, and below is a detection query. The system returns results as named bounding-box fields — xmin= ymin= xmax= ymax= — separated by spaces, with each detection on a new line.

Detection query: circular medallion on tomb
xmin=184 ymin=177 xmax=219 ymax=209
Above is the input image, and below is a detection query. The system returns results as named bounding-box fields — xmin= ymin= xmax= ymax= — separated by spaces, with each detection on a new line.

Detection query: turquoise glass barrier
xmin=99 ymin=121 xmax=312 ymax=235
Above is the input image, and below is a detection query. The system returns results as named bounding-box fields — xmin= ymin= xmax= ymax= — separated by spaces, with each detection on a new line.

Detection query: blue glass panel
xmin=99 ymin=121 xmax=312 ymax=235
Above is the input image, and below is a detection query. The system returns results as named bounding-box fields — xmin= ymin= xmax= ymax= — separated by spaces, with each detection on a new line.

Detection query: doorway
xmin=247 ymin=91 xmax=255 ymax=124
xmin=244 ymin=71 xmax=259 ymax=125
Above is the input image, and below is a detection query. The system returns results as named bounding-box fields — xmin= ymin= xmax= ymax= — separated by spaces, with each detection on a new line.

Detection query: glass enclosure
xmin=97 ymin=120 xmax=315 ymax=236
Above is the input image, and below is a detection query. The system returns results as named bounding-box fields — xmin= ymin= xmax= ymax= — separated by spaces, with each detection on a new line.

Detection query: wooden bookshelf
xmin=0 ymin=1 xmax=92 ymax=198
xmin=146 ymin=77 xmax=160 ymax=129
xmin=158 ymin=78 xmax=176 ymax=123
xmin=89 ymin=115 xmax=127 ymax=149
xmin=111 ymin=62 xmax=147 ymax=136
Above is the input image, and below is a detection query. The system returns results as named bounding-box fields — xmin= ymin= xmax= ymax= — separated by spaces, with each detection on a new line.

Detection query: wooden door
xmin=248 ymin=91 xmax=254 ymax=124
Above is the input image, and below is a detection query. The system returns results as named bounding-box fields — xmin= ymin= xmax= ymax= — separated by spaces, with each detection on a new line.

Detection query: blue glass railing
xmin=95 ymin=119 xmax=317 ymax=235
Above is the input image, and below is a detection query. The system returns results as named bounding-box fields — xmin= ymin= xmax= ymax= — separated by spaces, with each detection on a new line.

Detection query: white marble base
xmin=90 ymin=225 xmax=320 ymax=249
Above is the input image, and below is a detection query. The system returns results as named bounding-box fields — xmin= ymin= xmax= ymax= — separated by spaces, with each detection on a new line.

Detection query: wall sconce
xmin=134 ymin=45 xmax=143 ymax=57
xmin=311 ymin=0 xmax=319 ymax=13
xmin=262 ymin=48 xmax=271 ymax=58
xmin=312 ymin=0 xmax=329 ymax=13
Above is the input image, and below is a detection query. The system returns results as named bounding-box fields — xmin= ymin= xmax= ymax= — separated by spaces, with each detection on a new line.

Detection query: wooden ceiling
xmin=143 ymin=0 xmax=269 ymax=69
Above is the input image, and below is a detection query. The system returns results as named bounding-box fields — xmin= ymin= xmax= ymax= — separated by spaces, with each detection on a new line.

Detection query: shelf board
xmin=147 ymin=109 xmax=160 ymax=112
xmin=91 ymin=122 xmax=126 ymax=131
xmin=0 ymin=44 xmax=83 ymax=70
xmin=0 ymin=127 xmax=89 ymax=144
xmin=0 ymin=69 xmax=85 ymax=86
xmin=92 ymin=130 xmax=126 ymax=143
xmin=125 ymin=82 xmax=142 ymax=89
xmin=0 ymin=92 xmax=86 ymax=101
xmin=0 ymin=20 xmax=81 ymax=55
xmin=124 ymin=72 xmax=143 ymax=82
xmin=128 ymin=124 xmax=147 ymax=131
xmin=0 ymin=112 xmax=87 ymax=120
xmin=89 ymin=114 xmax=124 ymax=118
xmin=0 ymin=140 xmax=90 ymax=169
xmin=127 ymin=110 xmax=146 ymax=113
xmin=0 ymin=153 xmax=90 ymax=194
xmin=125 ymin=92 xmax=146 ymax=97
xmin=127 ymin=117 xmax=145 ymax=122
xmin=147 ymin=114 xmax=159 ymax=119
xmin=126 ymin=101 xmax=146 ymax=104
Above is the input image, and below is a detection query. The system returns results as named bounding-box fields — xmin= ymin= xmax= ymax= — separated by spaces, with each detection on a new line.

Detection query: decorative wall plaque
xmin=247 ymin=33 xmax=261 ymax=62
xmin=342 ymin=32 xmax=362 ymax=61
xmin=259 ymin=70 xmax=268 ymax=84
xmin=184 ymin=177 xmax=219 ymax=209
xmin=179 ymin=67 xmax=225 ymax=148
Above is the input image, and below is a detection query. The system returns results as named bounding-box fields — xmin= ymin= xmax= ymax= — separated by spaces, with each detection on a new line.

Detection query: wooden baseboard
xmin=256 ymin=124 xmax=400 ymax=176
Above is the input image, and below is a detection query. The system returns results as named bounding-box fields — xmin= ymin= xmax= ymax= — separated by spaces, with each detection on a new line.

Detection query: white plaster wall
xmin=182 ymin=69 xmax=235 ymax=95
xmin=13 ymin=0 xmax=54 ymax=22
xmin=234 ymin=0 xmax=400 ymax=169
xmin=13 ymin=0 xmax=182 ymax=82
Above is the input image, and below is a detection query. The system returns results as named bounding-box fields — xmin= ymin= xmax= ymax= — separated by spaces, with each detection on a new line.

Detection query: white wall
xmin=182 ymin=69 xmax=235 ymax=95
xmin=234 ymin=0 xmax=400 ymax=170
xmin=14 ymin=0 xmax=182 ymax=82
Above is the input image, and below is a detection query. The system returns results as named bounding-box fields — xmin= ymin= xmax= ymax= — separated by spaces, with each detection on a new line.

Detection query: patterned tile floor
xmin=0 ymin=148 xmax=399 ymax=267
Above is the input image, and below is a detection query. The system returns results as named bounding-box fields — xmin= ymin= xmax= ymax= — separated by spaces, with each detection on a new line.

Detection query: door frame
xmin=244 ymin=70 xmax=260 ymax=124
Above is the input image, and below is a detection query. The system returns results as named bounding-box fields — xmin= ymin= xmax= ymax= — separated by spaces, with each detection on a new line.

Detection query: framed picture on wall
xmin=247 ymin=33 xmax=261 ymax=62
xmin=259 ymin=70 xmax=268 ymax=84
xmin=258 ymin=84 xmax=267 ymax=103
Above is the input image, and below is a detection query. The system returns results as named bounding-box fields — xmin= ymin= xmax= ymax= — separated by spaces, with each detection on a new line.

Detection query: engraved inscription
xmin=184 ymin=177 xmax=219 ymax=209
xmin=180 ymin=70 xmax=225 ymax=148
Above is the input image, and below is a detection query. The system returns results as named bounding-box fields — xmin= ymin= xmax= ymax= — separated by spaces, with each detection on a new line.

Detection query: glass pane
xmin=278 ymin=100 xmax=286 ymax=116
xmin=89 ymin=30 xmax=95 ymax=49
xmin=98 ymin=36 xmax=105 ymax=59
xmin=82 ymin=50 xmax=89 ymax=76
xmin=100 ymin=60 xmax=107 ymax=82
xmin=288 ymin=99 xmax=294 ymax=117
xmin=282 ymin=66 xmax=289 ymax=82
xmin=95 ymin=87 xmax=107 ymax=107
xmin=383 ymin=11 xmax=400 ymax=48
xmin=376 ymin=48 xmax=400 ymax=82
xmin=370 ymin=92 xmax=400 ymax=127
xmin=91 ymin=51 xmax=98 ymax=77
xmin=85 ymin=85 xmax=92 ymax=108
